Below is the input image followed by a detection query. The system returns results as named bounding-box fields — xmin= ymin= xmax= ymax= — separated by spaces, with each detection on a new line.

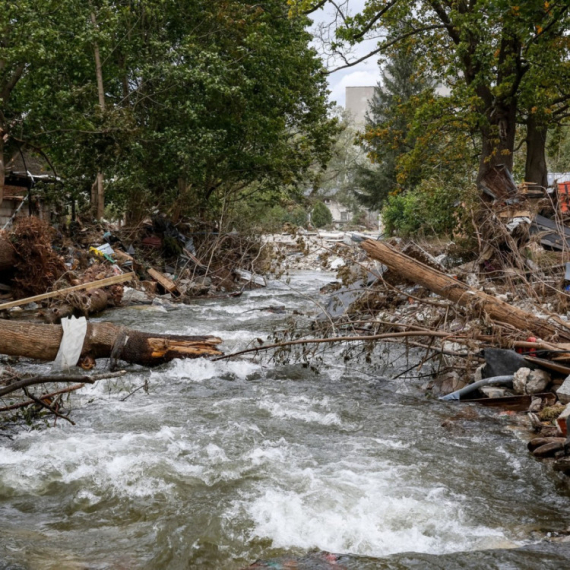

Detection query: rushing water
xmin=1 ymin=271 xmax=570 ymax=569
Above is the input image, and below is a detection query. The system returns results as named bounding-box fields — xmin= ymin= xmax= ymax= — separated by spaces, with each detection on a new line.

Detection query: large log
xmin=0 ymin=320 xmax=222 ymax=366
xmin=361 ymin=240 xmax=570 ymax=342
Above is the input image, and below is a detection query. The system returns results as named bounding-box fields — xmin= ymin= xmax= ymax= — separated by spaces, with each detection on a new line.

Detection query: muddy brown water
xmin=1 ymin=271 xmax=570 ymax=569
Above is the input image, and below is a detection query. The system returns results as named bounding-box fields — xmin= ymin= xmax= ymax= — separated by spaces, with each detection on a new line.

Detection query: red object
xmin=558 ymin=182 xmax=570 ymax=213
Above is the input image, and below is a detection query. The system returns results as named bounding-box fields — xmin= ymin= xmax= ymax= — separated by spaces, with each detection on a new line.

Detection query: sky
xmin=308 ymin=0 xmax=381 ymax=108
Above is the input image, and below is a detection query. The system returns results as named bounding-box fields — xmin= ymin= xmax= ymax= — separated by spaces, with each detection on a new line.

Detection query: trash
xmin=482 ymin=349 xmax=535 ymax=378
xmin=439 ymin=375 xmax=514 ymax=401
xmin=147 ymin=268 xmax=180 ymax=296
xmin=557 ymin=404 xmax=570 ymax=436
xmin=122 ymin=287 xmax=150 ymax=304
xmin=53 ymin=316 xmax=87 ymax=370
xmin=234 ymin=269 xmax=266 ymax=288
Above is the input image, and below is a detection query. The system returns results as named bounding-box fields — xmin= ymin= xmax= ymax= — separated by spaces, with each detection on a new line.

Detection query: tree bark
xmin=0 ymin=320 xmax=223 ymax=366
xmin=477 ymin=99 xmax=518 ymax=187
xmin=361 ymin=240 xmax=570 ymax=342
xmin=0 ymin=134 xmax=4 ymax=206
xmin=525 ymin=114 xmax=548 ymax=188
xmin=0 ymin=236 xmax=16 ymax=271
xmin=91 ymin=12 xmax=106 ymax=220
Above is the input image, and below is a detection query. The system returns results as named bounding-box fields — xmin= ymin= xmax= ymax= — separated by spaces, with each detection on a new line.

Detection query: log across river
xmin=1 ymin=271 xmax=570 ymax=568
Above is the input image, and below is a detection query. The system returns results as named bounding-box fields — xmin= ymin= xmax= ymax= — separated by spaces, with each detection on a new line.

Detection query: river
xmin=1 ymin=271 xmax=570 ymax=569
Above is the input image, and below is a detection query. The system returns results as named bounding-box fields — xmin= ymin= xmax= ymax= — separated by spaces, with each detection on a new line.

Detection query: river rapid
xmin=1 ymin=271 xmax=570 ymax=569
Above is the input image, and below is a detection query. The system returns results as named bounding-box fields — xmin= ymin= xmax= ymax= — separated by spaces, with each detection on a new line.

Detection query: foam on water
xmin=245 ymin=467 xmax=508 ymax=557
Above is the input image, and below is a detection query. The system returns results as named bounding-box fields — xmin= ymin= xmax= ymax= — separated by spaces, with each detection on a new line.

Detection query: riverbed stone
xmin=557 ymin=376 xmax=570 ymax=405
xmin=513 ymin=367 xmax=550 ymax=395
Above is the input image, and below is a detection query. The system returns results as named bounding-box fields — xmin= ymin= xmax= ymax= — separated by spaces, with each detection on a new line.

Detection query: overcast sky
xmin=309 ymin=0 xmax=381 ymax=107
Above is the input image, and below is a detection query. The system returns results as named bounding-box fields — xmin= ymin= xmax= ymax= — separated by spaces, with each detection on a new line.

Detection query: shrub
xmin=311 ymin=201 xmax=333 ymax=228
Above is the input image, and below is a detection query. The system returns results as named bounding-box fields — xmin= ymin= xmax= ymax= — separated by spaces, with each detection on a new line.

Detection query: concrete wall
xmin=345 ymin=86 xmax=375 ymax=126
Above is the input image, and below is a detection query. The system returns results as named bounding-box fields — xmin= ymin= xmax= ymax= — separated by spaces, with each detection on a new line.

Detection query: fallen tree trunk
xmin=361 ymin=240 xmax=570 ymax=342
xmin=0 ymin=320 xmax=222 ymax=366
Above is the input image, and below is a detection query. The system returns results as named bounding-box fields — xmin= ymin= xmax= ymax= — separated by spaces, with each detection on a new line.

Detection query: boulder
xmin=513 ymin=367 xmax=550 ymax=395
xmin=533 ymin=441 xmax=565 ymax=457
xmin=557 ymin=375 xmax=570 ymax=405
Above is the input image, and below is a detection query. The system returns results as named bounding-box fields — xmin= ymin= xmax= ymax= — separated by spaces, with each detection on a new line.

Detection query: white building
xmin=345 ymin=86 xmax=375 ymax=126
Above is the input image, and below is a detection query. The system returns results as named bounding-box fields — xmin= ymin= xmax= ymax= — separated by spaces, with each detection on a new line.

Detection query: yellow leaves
xmin=512 ymin=6 xmax=520 ymax=16
xmin=501 ymin=149 xmax=511 ymax=156
xmin=536 ymin=25 xmax=543 ymax=34
xmin=531 ymin=106 xmax=538 ymax=114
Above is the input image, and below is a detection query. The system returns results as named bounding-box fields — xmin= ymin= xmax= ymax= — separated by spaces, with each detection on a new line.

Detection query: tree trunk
xmin=0 ymin=236 xmax=15 ymax=271
xmin=91 ymin=12 xmax=106 ymax=220
xmin=361 ymin=240 xmax=570 ymax=342
xmin=477 ymin=100 xmax=518 ymax=187
xmin=0 ymin=320 xmax=223 ymax=366
xmin=0 ymin=134 xmax=4 ymax=206
xmin=525 ymin=114 xmax=548 ymax=188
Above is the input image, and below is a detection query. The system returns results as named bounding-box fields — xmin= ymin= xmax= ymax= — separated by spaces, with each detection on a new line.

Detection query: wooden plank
xmin=524 ymin=356 xmax=570 ymax=375
xmin=147 ymin=268 xmax=179 ymax=295
xmin=0 ymin=273 xmax=135 ymax=311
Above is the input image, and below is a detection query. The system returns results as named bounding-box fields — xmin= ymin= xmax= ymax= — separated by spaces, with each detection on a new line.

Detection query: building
xmin=345 ymin=86 xmax=375 ymax=126
xmin=1 ymin=152 xmax=54 ymax=228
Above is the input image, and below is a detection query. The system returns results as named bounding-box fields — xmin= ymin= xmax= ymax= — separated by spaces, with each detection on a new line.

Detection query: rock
xmin=528 ymin=397 xmax=543 ymax=413
xmin=533 ymin=441 xmax=565 ymax=457
xmin=556 ymin=375 xmax=570 ymax=405
xmin=528 ymin=437 xmax=566 ymax=452
xmin=431 ymin=371 xmax=469 ymax=397
xmin=480 ymin=386 xmax=512 ymax=398
xmin=553 ymin=457 xmax=570 ymax=474
xmin=513 ymin=367 xmax=550 ymax=395
xmin=122 ymin=287 xmax=149 ymax=304
xmin=526 ymin=369 xmax=551 ymax=394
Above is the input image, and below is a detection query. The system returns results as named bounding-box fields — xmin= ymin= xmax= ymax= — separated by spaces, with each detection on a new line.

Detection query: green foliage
xmin=311 ymin=201 xmax=333 ymax=228
xmin=382 ymin=177 xmax=467 ymax=237
xmin=2 ymin=0 xmax=336 ymax=219
xmin=355 ymin=47 xmax=433 ymax=209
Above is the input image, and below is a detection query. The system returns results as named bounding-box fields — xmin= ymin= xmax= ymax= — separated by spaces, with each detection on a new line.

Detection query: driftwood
xmin=0 ymin=320 xmax=223 ymax=366
xmin=148 ymin=268 xmax=179 ymax=295
xmin=0 ymin=272 xmax=134 ymax=311
xmin=67 ymin=288 xmax=108 ymax=316
xmin=0 ymin=383 xmax=85 ymax=412
xmin=361 ymin=240 xmax=570 ymax=342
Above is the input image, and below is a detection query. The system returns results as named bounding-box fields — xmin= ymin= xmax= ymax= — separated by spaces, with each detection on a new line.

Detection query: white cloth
xmin=53 ymin=316 xmax=88 ymax=371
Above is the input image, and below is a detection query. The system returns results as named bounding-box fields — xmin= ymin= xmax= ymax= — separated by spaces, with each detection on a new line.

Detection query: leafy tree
xmin=311 ymin=200 xmax=333 ymax=227
xmin=3 ymin=0 xmax=337 ymax=221
xmin=292 ymin=0 xmax=570 ymax=186
xmin=354 ymin=47 xmax=433 ymax=209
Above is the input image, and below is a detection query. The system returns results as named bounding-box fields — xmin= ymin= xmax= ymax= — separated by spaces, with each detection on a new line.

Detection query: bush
xmin=382 ymin=177 xmax=468 ymax=237
xmin=311 ymin=201 xmax=333 ymax=228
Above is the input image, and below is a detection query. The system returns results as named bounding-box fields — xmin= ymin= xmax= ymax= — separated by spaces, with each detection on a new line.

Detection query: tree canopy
xmin=292 ymin=0 xmax=570 ymax=187
xmin=1 ymin=0 xmax=337 ymax=218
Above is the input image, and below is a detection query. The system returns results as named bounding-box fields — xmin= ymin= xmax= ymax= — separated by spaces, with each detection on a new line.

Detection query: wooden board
xmin=0 ymin=273 xmax=135 ymax=311
xmin=147 ymin=268 xmax=179 ymax=295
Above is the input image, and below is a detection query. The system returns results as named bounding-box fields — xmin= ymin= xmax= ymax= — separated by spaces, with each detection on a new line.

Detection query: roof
xmin=5 ymin=151 xmax=53 ymax=179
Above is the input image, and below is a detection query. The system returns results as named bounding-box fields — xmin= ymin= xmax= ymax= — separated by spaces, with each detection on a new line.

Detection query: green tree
xmin=311 ymin=200 xmax=333 ymax=227
xmin=4 ymin=0 xmax=337 ymax=221
xmin=355 ymin=47 xmax=433 ymax=209
xmin=292 ymin=0 xmax=570 ymax=186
